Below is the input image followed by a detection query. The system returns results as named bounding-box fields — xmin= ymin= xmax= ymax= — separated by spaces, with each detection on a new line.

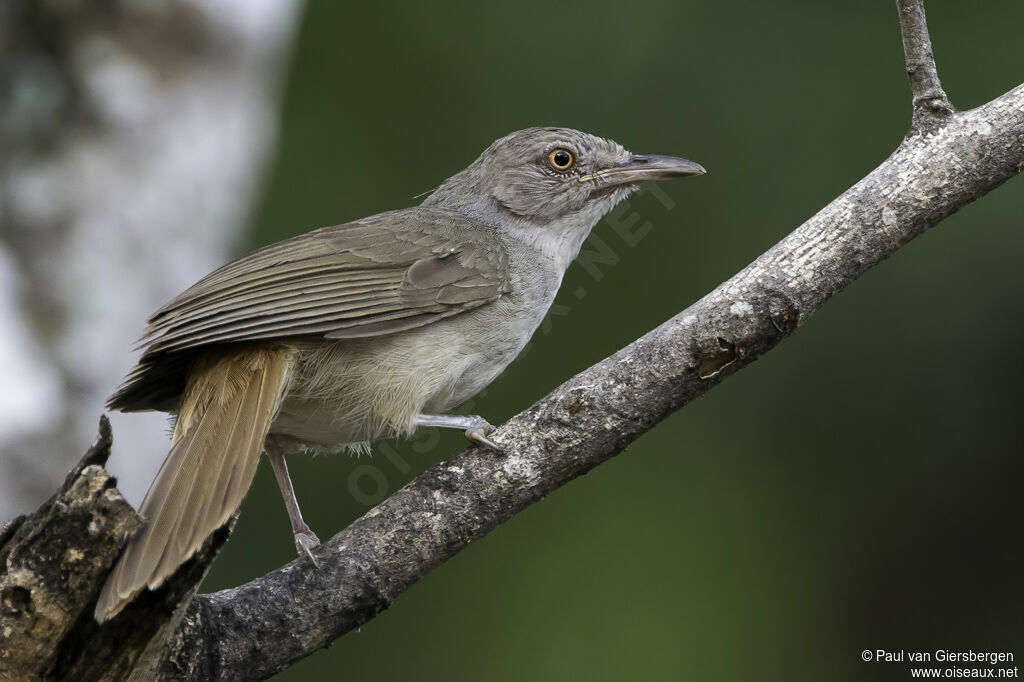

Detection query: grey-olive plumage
xmin=96 ymin=126 xmax=704 ymax=621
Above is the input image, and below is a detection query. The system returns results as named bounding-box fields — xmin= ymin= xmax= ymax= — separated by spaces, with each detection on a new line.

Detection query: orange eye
xmin=547 ymin=148 xmax=575 ymax=171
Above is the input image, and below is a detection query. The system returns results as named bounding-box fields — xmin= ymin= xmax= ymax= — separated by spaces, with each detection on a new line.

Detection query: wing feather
xmin=109 ymin=208 xmax=511 ymax=411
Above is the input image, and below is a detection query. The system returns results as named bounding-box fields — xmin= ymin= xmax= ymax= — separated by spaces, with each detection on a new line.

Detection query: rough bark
xmin=0 ymin=418 xmax=137 ymax=680
xmin=0 ymin=418 xmax=235 ymax=680
xmin=896 ymin=0 xmax=955 ymax=125
xmin=2 ymin=1 xmax=1022 ymax=679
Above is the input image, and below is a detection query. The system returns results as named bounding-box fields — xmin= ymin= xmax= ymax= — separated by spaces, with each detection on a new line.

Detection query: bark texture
xmin=896 ymin=0 xmax=955 ymax=124
xmin=0 ymin=418 xmax=137 ymax=679
xmin=0 ymin=418 xmax=234 ymax=680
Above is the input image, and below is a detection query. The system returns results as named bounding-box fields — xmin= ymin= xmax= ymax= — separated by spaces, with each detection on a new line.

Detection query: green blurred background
xmin=201 ymin=1 xmax=1023 ymax=679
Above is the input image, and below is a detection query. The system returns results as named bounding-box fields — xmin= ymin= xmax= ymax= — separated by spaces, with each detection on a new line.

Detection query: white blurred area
xmin=0 ymin=0 xmax=303 ymax=518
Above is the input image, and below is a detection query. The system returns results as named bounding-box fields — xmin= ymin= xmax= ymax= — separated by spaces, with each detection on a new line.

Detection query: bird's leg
xmin=265 ymin=435 xmax=321 ymax=565
xmin=414 ymin=413 xmax=499 ymax=450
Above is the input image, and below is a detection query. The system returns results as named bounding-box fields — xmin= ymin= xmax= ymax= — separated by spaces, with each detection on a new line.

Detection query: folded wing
xmin=109 ymin=208 xmax=510 ymax=412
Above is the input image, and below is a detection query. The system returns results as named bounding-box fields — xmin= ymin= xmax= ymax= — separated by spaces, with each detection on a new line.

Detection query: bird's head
xmin=427 ymin=126 xmax=703 ymax=220
xmin=424 ymin=126 xmax=705 ymax=266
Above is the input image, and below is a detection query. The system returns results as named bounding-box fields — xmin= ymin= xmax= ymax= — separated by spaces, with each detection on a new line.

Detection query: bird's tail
xmin=95 ymin=345 xmax=294 ymax=622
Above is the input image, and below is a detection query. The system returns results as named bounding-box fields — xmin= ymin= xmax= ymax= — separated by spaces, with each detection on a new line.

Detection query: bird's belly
xmin=428 ymin=341 xmax=519 ymax=412
xmin=269 ymin=304 xmax=539 ymax=449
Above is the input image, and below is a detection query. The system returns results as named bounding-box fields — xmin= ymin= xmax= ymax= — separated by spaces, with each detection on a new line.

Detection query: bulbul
xmin=95 ymin=127 xmax=705 ymax=621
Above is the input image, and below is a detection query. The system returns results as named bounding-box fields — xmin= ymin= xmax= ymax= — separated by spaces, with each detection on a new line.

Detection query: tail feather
xmin=96 ymin=345 xmax=294 ymax=622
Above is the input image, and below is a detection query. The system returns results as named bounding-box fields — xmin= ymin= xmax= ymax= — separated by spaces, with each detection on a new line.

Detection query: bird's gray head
xmin=423 ymin=127 xmax=704 ymax=267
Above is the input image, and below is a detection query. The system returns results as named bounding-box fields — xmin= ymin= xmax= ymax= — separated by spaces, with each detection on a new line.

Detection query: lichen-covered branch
xmin=896 ymin=0 xmax=954 ymax=124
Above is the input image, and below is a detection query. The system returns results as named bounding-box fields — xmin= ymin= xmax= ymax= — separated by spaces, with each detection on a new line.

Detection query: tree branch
xmin=897 ymin=0 xmax=954 ymax=125
xmin=0 ymin=420 xmax=236 ymax=680
xmin=0 ymin=418 xmax=138 ymax=679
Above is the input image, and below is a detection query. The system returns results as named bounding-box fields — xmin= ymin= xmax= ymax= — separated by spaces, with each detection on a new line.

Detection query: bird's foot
xmin=294 ymin=528 xmax=321 ymax=567
xmin=463 ymin=416 xmax=500 ymax=451
xmin=413 ymin=413 xmax=502 ymax=451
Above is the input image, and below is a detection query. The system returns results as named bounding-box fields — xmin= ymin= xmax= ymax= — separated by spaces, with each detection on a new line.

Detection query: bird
xmin=95 ymin=126 xmax=705 ymax=621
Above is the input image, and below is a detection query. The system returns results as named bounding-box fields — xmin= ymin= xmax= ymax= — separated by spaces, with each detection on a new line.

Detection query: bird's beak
xmin=580 ymin=154 xmax=706 ymax=186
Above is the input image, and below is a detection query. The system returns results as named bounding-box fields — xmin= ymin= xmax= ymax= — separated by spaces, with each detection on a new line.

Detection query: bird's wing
xmin=108 ymin=207 xmax=510 ymax=410
xmin=142 ymin=208 xmax=510 ymax=352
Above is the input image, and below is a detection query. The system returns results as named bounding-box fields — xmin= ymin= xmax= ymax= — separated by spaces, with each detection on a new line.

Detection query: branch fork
xmin=897 ymin=0 xmax=955 ymax=127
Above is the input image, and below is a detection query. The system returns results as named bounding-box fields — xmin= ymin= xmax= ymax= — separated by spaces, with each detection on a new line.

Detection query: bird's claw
xmin=294 ymin=528 xmax=321 ymax=567
xmin=464 ymin=416 xmax=500 ymax=451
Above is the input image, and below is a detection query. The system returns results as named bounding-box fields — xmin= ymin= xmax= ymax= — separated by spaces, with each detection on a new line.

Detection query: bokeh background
xmin=3 ymin=1 xmax=1022 ymax=680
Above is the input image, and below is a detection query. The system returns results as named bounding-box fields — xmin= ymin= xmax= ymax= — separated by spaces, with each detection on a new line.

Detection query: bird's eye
xmin=547 ymin=148 xmax=575 ymax=171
